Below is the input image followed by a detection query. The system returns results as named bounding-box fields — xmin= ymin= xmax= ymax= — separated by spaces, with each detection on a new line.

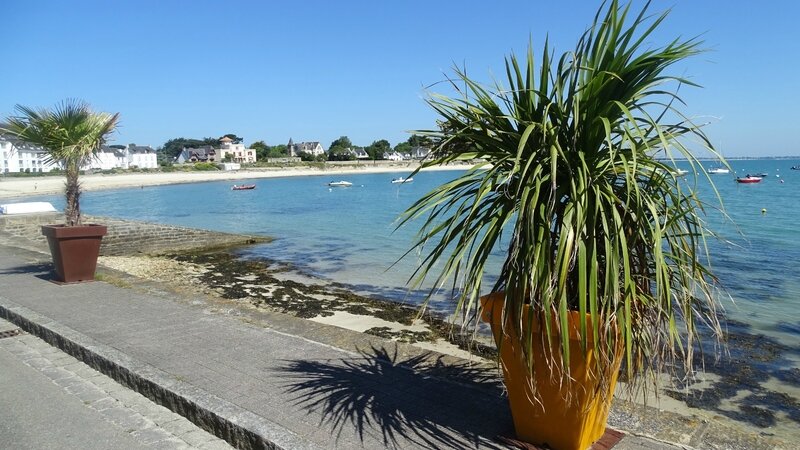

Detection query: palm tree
xmin=398 ymin=0 xmax=725 ymax=433
xmin=1 ymin=99 xmax=119 ymax=226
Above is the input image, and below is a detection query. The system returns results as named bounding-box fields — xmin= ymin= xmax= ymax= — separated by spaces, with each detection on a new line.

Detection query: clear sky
xmin=2 ymin=1 xmax=798 ymax=157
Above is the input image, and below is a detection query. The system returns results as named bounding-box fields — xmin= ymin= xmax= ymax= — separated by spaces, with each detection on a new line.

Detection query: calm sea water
xmin=16 ymin=160 xmax=800 ymax=365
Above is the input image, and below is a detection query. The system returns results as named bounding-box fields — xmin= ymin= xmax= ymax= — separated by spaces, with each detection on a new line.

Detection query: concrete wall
xmin=0 ymin=213 xmax=268 ymax=256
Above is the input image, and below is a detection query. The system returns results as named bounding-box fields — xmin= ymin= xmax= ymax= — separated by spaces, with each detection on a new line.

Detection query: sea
xmin=14 ymin=160 xmax=800 ymax=370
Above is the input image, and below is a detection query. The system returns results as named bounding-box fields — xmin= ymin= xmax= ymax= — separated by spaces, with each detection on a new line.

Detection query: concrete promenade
xmin=0 ymin=242 xmax=785 ymax=449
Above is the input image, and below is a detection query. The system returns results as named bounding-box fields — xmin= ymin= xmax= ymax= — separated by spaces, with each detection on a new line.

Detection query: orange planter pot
xmin=41 ymin=224 xmax=107 ymax=283
xmin=480 ymin=292 xmax=623 ymax=450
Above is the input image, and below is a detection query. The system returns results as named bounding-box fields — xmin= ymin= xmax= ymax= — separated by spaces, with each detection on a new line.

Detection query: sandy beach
xmin=0 ymin=162 xmax=467 ymax=200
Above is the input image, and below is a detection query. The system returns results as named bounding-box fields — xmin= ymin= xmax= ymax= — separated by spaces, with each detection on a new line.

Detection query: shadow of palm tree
xmin=278 ymin=345 xmax=512 ymax=449
xmin=0 ymin=262 xmax=55 ymax=280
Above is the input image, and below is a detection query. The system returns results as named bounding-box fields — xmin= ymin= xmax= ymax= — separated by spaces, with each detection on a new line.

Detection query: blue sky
xmin=2 ymin=1 xmax=799 ymax=157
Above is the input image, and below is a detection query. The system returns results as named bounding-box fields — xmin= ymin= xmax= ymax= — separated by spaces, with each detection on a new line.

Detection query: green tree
xmin=267 ymin=144 xmax=288 ymax=158
xmin=394 ymin=142 xmax=412 ymax=155
xmin=365 ymin=139 xmax=390 ymax=160
xmin=328 ymin=136 xmax=353 ymax=151
xmin=298 ymin=151 xmax=315 ymax=162
xmin=407 ymin=134 xmax=433 ymax=148
xmin=250 ymin=140 xmax=269 ymax=159
xmin=161 ymin=138 xmax=206 ymax=159
xmin=1 ymin=100 xmax=119 ymax=226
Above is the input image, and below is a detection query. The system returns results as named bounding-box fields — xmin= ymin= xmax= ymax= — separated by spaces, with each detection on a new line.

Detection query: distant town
xmin=0 ymin=134 xmax=432 ymax=174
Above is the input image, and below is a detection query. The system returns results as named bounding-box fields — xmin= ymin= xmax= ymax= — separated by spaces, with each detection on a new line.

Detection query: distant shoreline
xmin=0 ymin=162 xmax=470 ymax=200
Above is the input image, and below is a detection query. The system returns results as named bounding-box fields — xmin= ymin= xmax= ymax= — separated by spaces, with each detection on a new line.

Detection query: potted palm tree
xmin=1 ymin=99 xmax=120 ymax=283
xmin=399 ymin=2 xmax=725 ymax=449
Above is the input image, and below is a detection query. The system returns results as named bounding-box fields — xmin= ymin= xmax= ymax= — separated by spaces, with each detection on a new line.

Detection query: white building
xmin=383 ymin=151 xmax=405 ymax=161
xmin=351 ymin=148 xmax=370 ymax=159
xmin=410 ymin=146 xmax=431 ymax=159
xmin=126 ymin=144 xmax=158 ymax=169
xmin=0 ymin=137 xmax=58 ymax=173
xmin=218 ymin=136 xmax=257 ymax=163
xmin=1 ymin=137 xmax=155 ymax=173
xmin=287 ymin=138 xmax=325 ymax=157
xmin=88 ymin=147 xmax=127 ymax=170
xmin=86 ymin=144 xmax=157 ymax=170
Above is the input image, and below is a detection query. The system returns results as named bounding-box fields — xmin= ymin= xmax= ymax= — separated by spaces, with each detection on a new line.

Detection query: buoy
xmin=762 ymin=208 xmax=767 ymax=214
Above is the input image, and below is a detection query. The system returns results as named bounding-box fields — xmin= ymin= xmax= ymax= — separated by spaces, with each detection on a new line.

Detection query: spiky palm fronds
xmin=1 ymin=99 xmax=119 ymax=226
xmin=399 ymin=0 xmax=724 ymax=396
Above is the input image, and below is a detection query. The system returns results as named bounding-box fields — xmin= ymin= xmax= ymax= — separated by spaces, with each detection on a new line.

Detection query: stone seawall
xmin=0 ymin=213 xmax=268 ymax=256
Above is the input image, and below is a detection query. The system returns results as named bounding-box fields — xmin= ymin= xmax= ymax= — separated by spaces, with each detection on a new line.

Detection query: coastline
xmin=0 ymin=162 xmax=468 ymax=200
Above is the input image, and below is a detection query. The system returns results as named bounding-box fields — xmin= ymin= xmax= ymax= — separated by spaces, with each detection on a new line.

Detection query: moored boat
xmin=328 ymin=180 xmax=353 ymax=187
xmin=736 ymin=176 xmax=762 ymax=184
xmin=707 ymin=167 xmax=730 ymax=174
xmin=232 ymin=184 xmax=256 ymax=190
xmin=391 ymin=177 xmax=414 ymax=184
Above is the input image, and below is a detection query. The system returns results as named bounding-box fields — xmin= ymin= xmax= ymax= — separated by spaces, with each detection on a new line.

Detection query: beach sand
xmin=0 ymin=162 xmax=466 ymax=200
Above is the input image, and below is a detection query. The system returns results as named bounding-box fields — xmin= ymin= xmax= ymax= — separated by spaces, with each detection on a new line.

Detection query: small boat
xmin=231 ymin=184 xmax=256 ymax=190
xmin=753 ymin=172 xmax=768 ymax=177
xmin=674 ymin=169 xmax=689 ymax=177
xmin=391 ymin=177 xmax=414 ymax=184
xmin=736 ymin=176 xmax=762 ymax=184
xmin=792 ymin=166 xmax=800 ymax=171
xmin=328 ymin=180 xmax=353 ymax=187
xmin=707 ymin=167 xmax=730 ymax=174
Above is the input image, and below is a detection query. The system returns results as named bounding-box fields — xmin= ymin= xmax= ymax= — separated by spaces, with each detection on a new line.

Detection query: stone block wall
xmin=0 ymin=213 xmax=268 ymax=256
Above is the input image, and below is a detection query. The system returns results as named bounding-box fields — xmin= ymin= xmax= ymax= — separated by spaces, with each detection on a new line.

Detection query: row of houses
xmin=177 ymin=137 xmax=431 ymax=163
xmin=288 ymin=138 xmax=431 ymax=161
xmin=0 ymin=137 xmax=157 ymax=173
xmin=176 ymin=136 xmax=257 ymax=164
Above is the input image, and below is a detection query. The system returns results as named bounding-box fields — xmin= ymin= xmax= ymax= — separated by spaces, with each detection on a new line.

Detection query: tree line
xmin=159 ymin=134 xmax=432 ymax=162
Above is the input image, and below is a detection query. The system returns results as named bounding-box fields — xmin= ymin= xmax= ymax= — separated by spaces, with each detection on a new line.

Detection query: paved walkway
xmin=0 ymin=318 xmax=231 ymax=449
xmin=0 ymin=242 xmax=784 ymax=449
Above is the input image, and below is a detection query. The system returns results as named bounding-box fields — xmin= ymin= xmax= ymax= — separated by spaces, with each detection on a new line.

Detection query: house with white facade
xmin=88 ymin=146 xmax=127 ymax=170
xmin=2 ymin=136 xmax=157 ymax=173
xmin=177 ymin=146 xmax=217 ymax=164
xmin=351 ymin=148 xmax=370 ymax=159
xmin=127 ymin=144 xmax=158 ymax=169
xmin=0 ymin=137 xmax=58 ymax=173
xmin=383 ymin=151 xmax=405 ymax=161
xmin=218 ymin=136 xmax=257 ymax=163
xmin=287 ymin=138 xmax=325 ymax=157
xmin=410 ymin=146 xmax=431 ymax=159
xmin=86 ymin=144 xmax=157 ymax=170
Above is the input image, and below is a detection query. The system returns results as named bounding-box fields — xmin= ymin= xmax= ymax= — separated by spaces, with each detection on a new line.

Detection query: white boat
xmin=328 ymin=180 xmax=353 ymax=187
xmin=391 ymin=177 xmax=413 ymax=184
xmin=707 ymin=167 xmax=730 ymax=174
xmin=674 ymin=169 xmax=689 ymax=176
xmin=0 ymin=202 xmax=57 ymax=215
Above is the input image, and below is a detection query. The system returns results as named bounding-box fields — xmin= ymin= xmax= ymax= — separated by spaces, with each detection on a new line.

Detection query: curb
xmin=0 ymin=298 xmax=321 ymax=450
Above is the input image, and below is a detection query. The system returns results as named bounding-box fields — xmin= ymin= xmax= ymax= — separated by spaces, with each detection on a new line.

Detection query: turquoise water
xmin=16 ymin=161 xmax=800 ymax=362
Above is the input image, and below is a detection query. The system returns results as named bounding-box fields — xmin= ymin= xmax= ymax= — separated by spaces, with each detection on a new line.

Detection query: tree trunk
xmin=64 ymin=161 xmax=81 ymax=226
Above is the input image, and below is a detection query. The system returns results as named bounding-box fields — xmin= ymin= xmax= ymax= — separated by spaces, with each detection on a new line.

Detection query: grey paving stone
xmin=69 ymin=383 xmax=109 ymax=404
xmin=89 ymin=396 xmax=118 ymax=411
xmin=179 ymin=429 xmax=218 ymax=447
xmin=130 ymin=426 xmax=177 ymax=445
xmin=39 ymin=365 xmax=74 ymax=381
xmin=99 ymin=404 xmax=153 ymax=431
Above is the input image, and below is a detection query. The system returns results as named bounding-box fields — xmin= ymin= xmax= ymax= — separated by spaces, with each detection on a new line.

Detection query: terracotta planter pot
xmin=41 ymin=224 xmax=107 ymax=283
xmin=480 ymin=292 xmax=623 ymax=450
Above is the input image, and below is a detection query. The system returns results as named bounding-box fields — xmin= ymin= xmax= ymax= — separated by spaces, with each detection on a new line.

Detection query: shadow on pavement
xmin=278 ymin=345 xmax=512 ymax=449
xmin=0 ymin=262 xmax=58 ymax=282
